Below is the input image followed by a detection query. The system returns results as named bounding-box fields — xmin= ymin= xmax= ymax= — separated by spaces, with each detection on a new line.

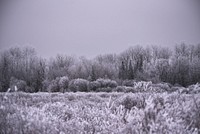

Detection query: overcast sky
xmin=0 ymin=0 xmax=200 ymax=58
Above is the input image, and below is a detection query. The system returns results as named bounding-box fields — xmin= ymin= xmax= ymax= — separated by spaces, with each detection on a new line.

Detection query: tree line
xmin=0 ymin=43 xmax=200 ymax=92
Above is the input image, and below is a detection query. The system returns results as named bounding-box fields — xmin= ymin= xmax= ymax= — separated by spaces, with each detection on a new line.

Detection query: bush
xmin=113 ymin=86 xmax=136 ymax=93
xmin=42 ymin=80 xmax=50 ymax=92
xmin=68 ymin=78 xmax=89 ymax=92
xmin=150 ymin=83 xmax=170 ymax=93
xmin=155 ymin=83 xmax=171 ymax=92
xmin=16 ymin=80 xmax=27 ymax=92
xmin=88 ymin=78 xmax=117 ymax=92
xmin=130 ymin=81 xmax=152 ymax=92
xmin=188 ymin=83 xmax=200 ymax=94
xmin=96 ymin=78 xmax=118 ymax=88
xmin=122 ymin=80 xmax=136 ymax=87
xmin=47 ymin=78 xmax=60 ymax=92
xmin=117 ymin=94 xmax=146 ymax=110
xmin=58 ymin=76 xmax=69 ymax=92
xmin=24 ymin=86 xmax=35 ymax=93
xmin=9 ymin=77 xmax=28 ymax=92
xmin=178 ymin=87 xmax=189 ymax=94
xmin=96 ymin=87 xmax=113 ymax=92
xmin=113 ymin=86 xmax=126 ymax=92
xmin=125 ymin=87 xmax=138 ymax=93
xmin=88 ymin=81 xmax=101 ymax=91
xmin=170 ymin=86 xmax=181 ymax=93
xmin=9 ymin=77 xmax=18 ymax=91
xmin=47 ymin=76 xmax=69 ymax=92
xmin=68 ymin=80 xmax=76 ymax=92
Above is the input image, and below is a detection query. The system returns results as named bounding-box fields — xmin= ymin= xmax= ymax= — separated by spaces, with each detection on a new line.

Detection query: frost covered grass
xmin=0 ymin=92 xmax=200 ymax=134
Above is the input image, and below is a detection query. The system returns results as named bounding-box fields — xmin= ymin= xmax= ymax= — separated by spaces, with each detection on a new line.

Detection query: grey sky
xmin=0 ymin=0 xmax=200 ymax=58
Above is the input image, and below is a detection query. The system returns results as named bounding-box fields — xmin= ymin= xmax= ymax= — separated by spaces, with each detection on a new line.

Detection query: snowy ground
xmin=0 ymin=92 xmax=200 ymax=134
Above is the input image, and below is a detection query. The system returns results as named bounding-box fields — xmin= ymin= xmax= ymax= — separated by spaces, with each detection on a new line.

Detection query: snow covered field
xmin=0 ymin=91 xmax=200 ymax=134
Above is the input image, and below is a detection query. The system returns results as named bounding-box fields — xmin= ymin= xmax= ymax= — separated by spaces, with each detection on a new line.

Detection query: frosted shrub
xmin=170 ymin=86 xmax=181 ymax=93
xmin=117 ymin=94 xmax=146 ymax=110
xmin=9 ymin=77 xmax=28 ymax=92
xmin=133 ymin=81 xmax=152 ymax=92
xmin=150 ymin=84 xmax=167 ymax=93
xmin=188 ymin=83 xmax=200 ymax=94
xmin=47 ymin=76 xmax=69 ymax=92
xmin=96 ymin=87 xmax=113 ymax=92
xmin=125 ymin=81 xmax=153 ymax=92
xmin=113 ymin=86 xmax=126 ymax=92
xmin=68 ymin=78 xmax=89 ymax=92
xmin=152 ymin=96 xmax=165 ymax=112
xmin=122 ymin=80 xmax=136 ymax=87
xmin=88 ymin=81 xmax=101 ymax=91
xmin=9 ymin=77 xmax=18 ymax=91
xmin=24 ymin=86 xmax=35 ymax=93
xmin=113 ymin=86 xmax=136 ymax=93
xmin=16 ymin=80 xmax=27 ymax=92
xmin=74 ymin=78 xmax=89 ymax=92
xmin=68 ymin=80 xmax=76 ymax=92
xmin=58 ymin=76 xmax=69 ymax=92
xmin=47 ymin=78 xmax=60 ymax=92
xmin=42 ymin=79 xmax=50 ymax=92
xmin=96 ymin=78 xmax=118 ymax=88
xmin=127 ymin=86 xmax=139 ymax=93
xmin=153 ymin=83 xmax=171 ymax=92
xmin=88 ymin=78 xmax=118 ymax=92
xmin=178 ymin=87 xmax=189 ymax=94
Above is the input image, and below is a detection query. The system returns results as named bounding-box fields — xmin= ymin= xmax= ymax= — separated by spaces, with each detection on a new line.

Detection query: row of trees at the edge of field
xmin=0 ymin=43 xmax=200 ymax=92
